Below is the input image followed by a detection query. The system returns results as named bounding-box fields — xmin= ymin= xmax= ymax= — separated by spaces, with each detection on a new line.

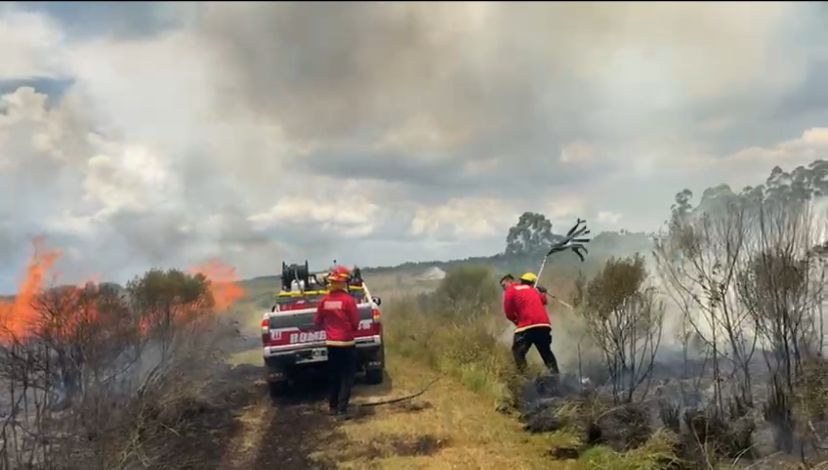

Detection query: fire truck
xmin=260 ymin=261 xmax=385 ymax=396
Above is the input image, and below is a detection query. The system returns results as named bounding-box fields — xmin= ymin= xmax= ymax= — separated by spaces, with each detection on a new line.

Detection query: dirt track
xmin=172 ymin=342 xmax=563 ymax=470
xmin=216 ymin=360 xmax=398 ymax=469
xmin=219 ymin=374 xmax=340 ymax=469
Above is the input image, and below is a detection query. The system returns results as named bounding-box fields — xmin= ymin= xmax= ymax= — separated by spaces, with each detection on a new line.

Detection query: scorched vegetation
xmin=0 ymin=250 xmax=243 ymax=470
xmin=384 ymin=159 xmax=827 ymax=469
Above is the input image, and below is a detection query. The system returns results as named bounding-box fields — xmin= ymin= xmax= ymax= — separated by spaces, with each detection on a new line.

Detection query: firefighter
xmin=502 ymin=272 xmax=560 ymax=375
xmin=314 ymin=265 xmax=360 ymax=419
xmin=499 ymin=273 xmax=515 ymax=291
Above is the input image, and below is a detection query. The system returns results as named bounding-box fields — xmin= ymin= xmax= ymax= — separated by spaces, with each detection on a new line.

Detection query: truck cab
xmin=261 ymin=261 xmax=385 ymax=396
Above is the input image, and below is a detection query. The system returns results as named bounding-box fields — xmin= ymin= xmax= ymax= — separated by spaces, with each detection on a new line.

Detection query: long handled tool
xmin=544 ymin=293 xmax=574 ymax=310
xmin=534 ymin=218 xmax=591 ymax=287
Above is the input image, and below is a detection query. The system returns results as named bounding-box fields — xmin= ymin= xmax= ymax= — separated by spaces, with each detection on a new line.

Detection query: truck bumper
xmin=264 ymin=336 xmax=383 ymax=382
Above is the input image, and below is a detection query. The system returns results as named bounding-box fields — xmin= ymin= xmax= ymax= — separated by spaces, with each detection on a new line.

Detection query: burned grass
xmin=513 ymin=374 xmax=726 ymax=469
xmin=588 ymin=403 xmax=652 ymax=450
xmin=250 ymin=401 xmax=340 ymax=470
xmin=138 ymin=361 xmax=346 ymax=470
xmin=133 ymin=363 xmax=263 ymax=470
xmin=515 ymin=369 xmax=828 ymax=469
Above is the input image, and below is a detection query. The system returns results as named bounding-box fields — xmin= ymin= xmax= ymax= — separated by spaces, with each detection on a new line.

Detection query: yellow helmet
xmin=519 ymin=272 xmax=538 ymax=283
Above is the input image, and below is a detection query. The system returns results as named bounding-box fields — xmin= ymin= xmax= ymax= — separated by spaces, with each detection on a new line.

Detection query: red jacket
xmin=503 ymin=284 xmax=550 ymax=333
xmin=314 ymin=290 xmax=360 ymax=346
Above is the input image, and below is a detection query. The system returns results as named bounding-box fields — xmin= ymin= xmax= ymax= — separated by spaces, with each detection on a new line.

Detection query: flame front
xmin=0 ymin=238 xmax=60 ymax=342
xmin=56 ymin=283 xmax=102 ymax=343
xmin=189 ymin=260 xmax=245 ymax=311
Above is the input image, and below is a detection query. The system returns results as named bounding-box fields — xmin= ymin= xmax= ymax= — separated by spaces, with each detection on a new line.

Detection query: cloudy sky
xmin=1 ymin=2 xmax=827 ymax=291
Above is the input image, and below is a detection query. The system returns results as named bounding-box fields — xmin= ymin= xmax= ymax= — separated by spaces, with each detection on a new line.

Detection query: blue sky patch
xmin=14 ymin=1 xmax=193 ymax=39
xmin=0 ymin=77 xmax=74 ymax=103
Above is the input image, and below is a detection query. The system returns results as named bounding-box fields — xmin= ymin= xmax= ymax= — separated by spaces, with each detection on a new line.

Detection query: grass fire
xmin=0 ymin=243 xmax=245 ymax=469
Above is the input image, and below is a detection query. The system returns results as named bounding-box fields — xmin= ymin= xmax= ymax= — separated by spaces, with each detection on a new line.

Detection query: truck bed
xmin=262 ymin=303 xmax=381 ymax=363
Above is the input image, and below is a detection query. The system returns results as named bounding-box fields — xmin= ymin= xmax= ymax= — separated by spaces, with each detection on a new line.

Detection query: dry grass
xmin=324 ymin=357 xmax=573 ymax=469
xmin=383 ymin=294 xmax=519 ymax=407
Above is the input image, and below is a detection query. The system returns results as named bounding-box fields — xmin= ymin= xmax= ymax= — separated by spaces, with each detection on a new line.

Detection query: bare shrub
xmin=793 ymin=359 xmax=828 ymax=456
xmin=736 ymin=196 xmax=825 ymax=453
xmin=581 ymin=254 xmax=665 ymax=403
xmin=659 ymin=399 xmax=681 ymax=434
xmin=656 ymin=162 xmax=827 ymax=459
xmin=655 ymin=198 xmax=758 ymax=414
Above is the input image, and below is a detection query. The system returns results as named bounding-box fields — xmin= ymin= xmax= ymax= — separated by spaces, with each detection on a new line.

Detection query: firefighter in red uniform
xmin=314 ymin=266 xmax=360 ymax=418
xmin=501 ymin=272 xmax=560 ymax=375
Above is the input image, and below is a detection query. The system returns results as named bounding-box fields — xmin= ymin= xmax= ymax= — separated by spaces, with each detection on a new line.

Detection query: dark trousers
xmin=326 ymin=346 xmax=356 ymax=413
xmin=512 ymin=326 xmax=559 ymax=374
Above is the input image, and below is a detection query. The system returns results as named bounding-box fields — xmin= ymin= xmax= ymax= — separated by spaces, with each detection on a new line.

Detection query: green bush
xmin=430 ymin=265 xmax=498 ymax=319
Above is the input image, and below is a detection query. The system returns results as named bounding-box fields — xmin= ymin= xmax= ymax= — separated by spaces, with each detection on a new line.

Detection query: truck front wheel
xmin=365 ymin=368 xmax=383 ymax=385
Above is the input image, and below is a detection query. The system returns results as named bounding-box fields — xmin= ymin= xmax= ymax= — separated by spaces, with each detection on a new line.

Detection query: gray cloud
xmin=199 ymin=3 xmax=595 ymax=164
xmin=1 ymin=2 xmax=828 ymax=291
xmin=296 ymin=150 xmax=607 ymax=214
xmin=198 ymin=2 xmax=821 ymax=197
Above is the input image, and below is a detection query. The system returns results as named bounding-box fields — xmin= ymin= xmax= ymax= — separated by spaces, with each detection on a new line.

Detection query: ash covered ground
xmin=513 ymin=352 xmax=828 ymax=468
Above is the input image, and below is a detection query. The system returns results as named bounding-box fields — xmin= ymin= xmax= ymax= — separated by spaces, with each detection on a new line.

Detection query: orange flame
xmin=138 ymin=315 xmax=153 ymax=337
xmin=0 ymin=238 xmax=60 ymax=343
xmin=56 ymin=282 xmax=101 ymax=342
xmin=189 ymin=260 xmax=245 ymax=311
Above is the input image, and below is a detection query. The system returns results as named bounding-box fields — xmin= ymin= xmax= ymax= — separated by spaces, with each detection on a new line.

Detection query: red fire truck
xmin=260 ymin=261 xmax=385 ymax=396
